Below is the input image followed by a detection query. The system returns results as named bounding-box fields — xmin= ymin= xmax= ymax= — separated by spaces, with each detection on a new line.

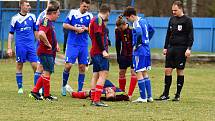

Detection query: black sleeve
xmin=115 ymin=29 xmax=121 ymax=56
xmin=95 ymin=32 xmax=105 ymax=51
xmin=164 ymin=18 xmax=171 ymax=49
xmin=187 ymin=18 xmax=194 ymax=50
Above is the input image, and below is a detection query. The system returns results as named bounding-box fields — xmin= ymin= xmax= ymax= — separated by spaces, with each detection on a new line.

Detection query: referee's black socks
xmin=163 ymin=75 xmax=172 ymax=96
xmin=176 ymin=75 xmax=184 ymax=96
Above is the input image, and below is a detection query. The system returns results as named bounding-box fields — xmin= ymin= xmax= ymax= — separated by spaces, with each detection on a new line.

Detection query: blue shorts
xmin=92 ymin=54 xmax=109 ymax=72
xmin=39 ymin=54 xmax=55 ymax=73
xmin=65 ymin=45 xmax=88 ymax=64
xmin=15 ymin=45 xmax=37 ymax=63
xmin=133 ymin=55 xmax=151 ymax=72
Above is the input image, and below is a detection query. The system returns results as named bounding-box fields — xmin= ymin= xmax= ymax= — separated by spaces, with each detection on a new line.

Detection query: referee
xmin=157 ymin=0 xmax=194 ymax=101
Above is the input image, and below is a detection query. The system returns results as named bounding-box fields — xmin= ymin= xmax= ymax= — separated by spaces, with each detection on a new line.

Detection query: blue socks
xmin=138 ymin=79 xmax=146 ymax=99
xmin=138 ymin=78 xmax=153 ymax=99
xmin=144 ymin=77 xmax=152 ymax=98
xmin=16 ymin=73 xmax=23 ymax=89
xmin=62 ymin=70 xmax=70 ymax=87
xmin=78 ymin=74 xmax=85 ymax=92
xmin=34 ymin=72 xmax=42 ymax=86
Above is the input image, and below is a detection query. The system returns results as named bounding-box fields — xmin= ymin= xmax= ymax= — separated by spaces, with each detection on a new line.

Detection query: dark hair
xmin=123 ymin=6 xmax=136 ymax=17
xmin=47 ymin=0 xmax=60 ymax=15
xmin=173 ymin=0 xmax=184 ymax=10
xmin=116 ymin=15 xmax=126 ymax=27
xmin=19 ymin=0 xmax=28 ymax=6
xmin=99 ymin=4 xmax=111 ymax=14
xmin=81 ymin=0 xmax=91 ymax=4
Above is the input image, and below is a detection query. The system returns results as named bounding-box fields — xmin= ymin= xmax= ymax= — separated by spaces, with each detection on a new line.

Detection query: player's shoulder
xmin=94 ymin=16 xmax=103 ymax=26
xmin=40 ymin=18 xmax=50 ymax=27
xmin=28 ymin=13 xmax=36 ymax=20
xmin=85 ymin=11 xmax=93 ymax=19
xmin=68 ymin=9 xmax=77 ymax=16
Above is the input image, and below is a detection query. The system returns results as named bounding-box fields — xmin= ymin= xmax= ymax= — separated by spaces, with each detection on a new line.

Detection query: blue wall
xmin=1 ymin=10 xmax=215 ymax=52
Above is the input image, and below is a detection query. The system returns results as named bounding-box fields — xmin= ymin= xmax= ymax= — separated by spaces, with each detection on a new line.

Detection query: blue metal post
xmin=131 ymin=0 xmax=135 ymax=7
xmin=0 ymin=1 xmax=3 ymax=59
xmin=36 ymin=0 xmax=40 ymax=17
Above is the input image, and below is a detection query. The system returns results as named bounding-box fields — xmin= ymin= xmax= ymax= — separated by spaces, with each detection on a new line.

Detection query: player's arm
xmin=163 ymin=19 xmax=172 ymax=55
xmin=115 ymin=29 xmax=121 ymax=63
xmin=38 ymin=30 xmax=52 ymax=49
xmin=63 ymin=23 xmax=85 ymax=34
xmin=185 ymin=18 xmax=194 ymax=57
xmin=95 ymin=32 xmax=109 ymax=58
xmin=133 ymin=27 xmax=143 ymax=51
xmin=7 ymin=33 xmax=14 ymax=57
xmin=147 ymin=23 xmax=155 ymax=40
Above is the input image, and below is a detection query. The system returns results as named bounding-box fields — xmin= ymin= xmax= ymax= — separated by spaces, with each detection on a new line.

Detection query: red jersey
xmin=115 ymin=25 xmax=133 ymax=60
xmin=89 ymin=16 xmax=108 ymax=57
xmin=37 ymin=18 xmax=57 ymax=57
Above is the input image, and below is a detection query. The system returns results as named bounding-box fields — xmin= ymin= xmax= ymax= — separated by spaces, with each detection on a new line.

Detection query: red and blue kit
xmin=37 ymin=18 xmax=57 ymax=57
xmin=89 ymin=16 xmax=108 ymax=57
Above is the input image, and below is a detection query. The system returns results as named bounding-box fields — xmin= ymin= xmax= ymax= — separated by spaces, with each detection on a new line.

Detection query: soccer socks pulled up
xmin=43 ymin=76 xmax=51 ymax=97
xmin=138 ymin=79 xmax=146 ymax=99
xmin=33 ymin=76 xmax=43 ymax=93
xmin=176 ymin=75 xmax=184 ymax=96
xmin=118 ymin=77 xmax=126 ymax=92
xmin=90 ymin=89 xmax=95 ymax=101
xmin=16 ymin=73 xmax=23 ymax=89
xmin=128 ymin=76 xmax=137 ymax=96
xmin=93 ymin=85 xmax=103 ymax=102
xmin=72 ymin=92 xmax=87 ymax=99
xmin=144 ymin=77 xmax=152 ymax=98
xmin=163 ymin=75 xmax=172 ymax=96
xmin=78 ymin=74 xmax=85 ymax=92
xmin=62 ymin=70 xmax=70 ymax=87
xmin=34 ymin=72 xmax=42 ymax=86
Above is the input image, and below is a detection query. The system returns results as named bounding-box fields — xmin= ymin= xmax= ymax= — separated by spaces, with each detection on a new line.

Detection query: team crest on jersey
xmin=24 ymin=21 xmax=27 ymax=25
xmin=43 ymin=19 xmax=48 ymax=26
xmin=29 ymin=17 xmax=32 ymax=21
xmin=80 ymin=18 xmax=83 ymax=23
xmin=86 ymin=16 xmax=89 ymax=20
xmin=178 ymin=25 xmax=182 ymax=31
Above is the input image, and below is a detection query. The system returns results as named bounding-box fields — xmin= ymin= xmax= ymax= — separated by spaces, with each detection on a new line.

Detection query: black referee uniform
xmin=158 ymin=15 xmax=194 ymax=101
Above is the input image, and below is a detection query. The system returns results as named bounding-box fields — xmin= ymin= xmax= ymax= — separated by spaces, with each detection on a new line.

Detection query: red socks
xmin=128 ymin=76 xmax=137 ymax=96
xmin=119 ymin=77 xmax=126 ymax=92
xmin=93 ymin=85 xmax=103 ymax=102
xmin=43 ymin=76 xmax=50 ymax=97
xmin=72 ymin=92 xmax=87 ymax=99
xmin=33 ymin=76 xmax=43 ymax=92
xmin=90 ymin=89 xmax=95 ymax=101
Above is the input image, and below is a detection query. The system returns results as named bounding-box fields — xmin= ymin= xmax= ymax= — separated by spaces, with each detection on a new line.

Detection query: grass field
xmin=0 ymin=58 xmax=214 ymax=121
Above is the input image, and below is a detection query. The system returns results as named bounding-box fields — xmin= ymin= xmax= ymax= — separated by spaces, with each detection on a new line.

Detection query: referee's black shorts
xmin=165 ymin=46 xmax=187 ymax=69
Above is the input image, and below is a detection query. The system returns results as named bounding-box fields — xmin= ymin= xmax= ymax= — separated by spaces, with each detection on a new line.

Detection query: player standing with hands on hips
xmin=156 ymin=0 xmax=194 ymax=101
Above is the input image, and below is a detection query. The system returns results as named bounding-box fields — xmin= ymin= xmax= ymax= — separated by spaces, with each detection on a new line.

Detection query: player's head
xmin=19 ymin=0 xmax=31 ymax=14
xmin=105 ymin=87 xmax=116 ymax=100
xmin=99 ymin=4 xmax=111 ymax=21
xmin=47 ymin=1 xmax=60 ymax=21
xmin=79 ymin=0 xmax=91 ymax=14
xmin=172 ymin=0 xmax=184 ymax=17
xmin=123 ymin=6 xmax=137 ymax=23
xmin=116 ymin=15 xmax=127 ymax=30
xmin=47 ymin=0 xmax=60 ymax=9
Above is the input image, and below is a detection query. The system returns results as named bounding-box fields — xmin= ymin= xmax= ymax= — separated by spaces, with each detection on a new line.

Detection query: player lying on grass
xmin=65 ymin=79 xmax=129 ymax=101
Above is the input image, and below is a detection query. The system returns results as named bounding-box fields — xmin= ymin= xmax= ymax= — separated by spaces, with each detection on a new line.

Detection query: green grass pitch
xmin=0 ymin=59 xmax=214 ymax=121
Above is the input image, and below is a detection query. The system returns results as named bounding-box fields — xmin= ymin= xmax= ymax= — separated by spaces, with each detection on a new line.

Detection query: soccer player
xmin=123 ymin=6 xmax=155 ymax=103
xmin=34 ymin=0 xmax=60 ymax=93
xmin=115 ymin=15 xmax=137 ymax=100
xmin=156 ymin=1 xmax=194 ymax=101
xmin=7 ymin=0 xmax=37 ymax=94
xmin=89 ymin=4 xmax=111 ymax=107
xmin=61 ymin=0 xmax=93 ymax=95
xmin=65 ymin=80 xmax=129 ymax=101
xmin=29 ymin=2 xmax=60 ymax=101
